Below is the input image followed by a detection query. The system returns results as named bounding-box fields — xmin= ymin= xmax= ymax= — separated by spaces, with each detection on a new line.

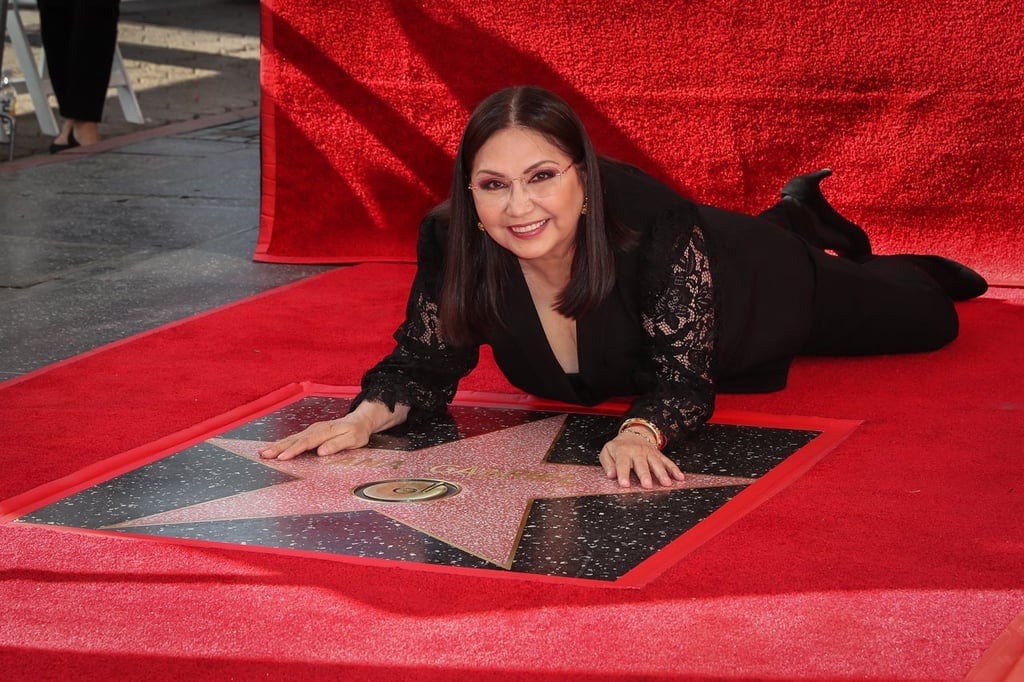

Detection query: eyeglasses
xmin=468 ymin=161 xmax=575 ymax=205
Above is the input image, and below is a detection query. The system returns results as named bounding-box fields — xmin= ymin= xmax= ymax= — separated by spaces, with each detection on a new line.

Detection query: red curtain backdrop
xmin=255 ymin=0 xmax=1024 ymax=284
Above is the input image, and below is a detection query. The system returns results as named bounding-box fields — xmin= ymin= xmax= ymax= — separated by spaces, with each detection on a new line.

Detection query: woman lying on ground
xmin=259 ymin=85 xmax=987 ymax=488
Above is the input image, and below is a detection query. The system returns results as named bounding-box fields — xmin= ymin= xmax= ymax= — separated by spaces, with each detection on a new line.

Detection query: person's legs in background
xmin=38 ymin=0 xmax=120 ymax=150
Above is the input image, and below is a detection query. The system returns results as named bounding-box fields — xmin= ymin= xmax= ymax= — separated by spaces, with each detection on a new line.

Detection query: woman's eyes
xmin=481 ymin=171 xmax=557 ymax=187
xmin=478 ymin=169 xmax=558 ymax=192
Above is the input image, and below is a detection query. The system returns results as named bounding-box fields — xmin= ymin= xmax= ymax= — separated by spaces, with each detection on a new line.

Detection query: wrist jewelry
xmin=618 ymin=417 xmax=667 ymax=450
xmin=622 ymin=429 xmax=655 ymax=447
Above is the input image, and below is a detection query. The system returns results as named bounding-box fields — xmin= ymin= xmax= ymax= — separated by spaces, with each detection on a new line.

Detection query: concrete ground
xmin=1 ymin=0 xmax=332 ymax=382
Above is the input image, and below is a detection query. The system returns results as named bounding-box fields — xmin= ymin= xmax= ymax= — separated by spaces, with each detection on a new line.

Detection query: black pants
xmin=757 ymin=201 xmax=960 ymax=356
xmin=802 ymin=250 xmax=959 ymax=355
xmin=38 ymin=0 xmax=121 ymax=122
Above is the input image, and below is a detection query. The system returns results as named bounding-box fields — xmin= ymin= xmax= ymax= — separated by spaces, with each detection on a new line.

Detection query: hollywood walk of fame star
xmin=111 ymin=415 xmax=755 ymax=568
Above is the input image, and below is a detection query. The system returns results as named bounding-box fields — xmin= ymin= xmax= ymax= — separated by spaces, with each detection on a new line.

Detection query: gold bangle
xmin=618 ymin=417 xmax=667 ymax=450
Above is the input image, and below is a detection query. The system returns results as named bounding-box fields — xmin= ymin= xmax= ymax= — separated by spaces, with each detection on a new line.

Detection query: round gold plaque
xmin=354 ymin=479 xmax=461 ymax=503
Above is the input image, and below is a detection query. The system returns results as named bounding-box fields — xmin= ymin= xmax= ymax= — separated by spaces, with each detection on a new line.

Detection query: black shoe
xmin=49 ymin=129 xmax=79 ymax=154
xmin=780 ymin=168 xmax=872 ymax=259
xmin=902 ymin=255 xmax=989 ymax=301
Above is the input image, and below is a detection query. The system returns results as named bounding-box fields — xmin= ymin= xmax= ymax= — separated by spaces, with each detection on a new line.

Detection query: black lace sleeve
xmin=352 ymin=216 xmax=480 ymax=421
xmin=626 ymin=210 xmax=717 ymax=444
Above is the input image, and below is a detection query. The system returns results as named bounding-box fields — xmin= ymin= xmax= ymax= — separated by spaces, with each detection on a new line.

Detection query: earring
xmin=581 ymin=197 xmax=589 ymax=216
xmin=477 ymin=221 xmax=485 ymax=231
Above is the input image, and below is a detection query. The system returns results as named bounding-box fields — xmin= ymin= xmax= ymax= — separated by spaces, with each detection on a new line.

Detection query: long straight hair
xmin=437 ymin=86 xmax=634 ymax=346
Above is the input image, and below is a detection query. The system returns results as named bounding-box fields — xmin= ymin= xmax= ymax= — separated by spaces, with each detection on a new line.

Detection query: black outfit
xmin=356 ymin=159 xmax=960 ymax=446
xmin=38 ymin=0 xmax=121 ymax=122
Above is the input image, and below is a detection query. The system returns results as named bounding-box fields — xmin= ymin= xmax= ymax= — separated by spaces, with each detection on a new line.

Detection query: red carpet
xmin=1 ymin=263 xmax=1022 ymax=679
xmin=255 ymin=1 xmax=1024 ymax=285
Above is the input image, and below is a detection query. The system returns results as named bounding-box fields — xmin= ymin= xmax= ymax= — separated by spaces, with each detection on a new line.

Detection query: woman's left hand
xmin=599 ymin=432 xmax=686 ymax=489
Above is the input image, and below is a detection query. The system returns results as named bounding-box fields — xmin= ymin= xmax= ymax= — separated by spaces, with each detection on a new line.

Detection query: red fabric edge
xmin=967 ymin=609 xmax=1024 ymax=681
xmin=2 ymin=383 xmax=860 ymax=589
xmin=252 ymin=254 xmax=417 ymax=265
xmin=254 ymin=0 xmax=279 ymax=260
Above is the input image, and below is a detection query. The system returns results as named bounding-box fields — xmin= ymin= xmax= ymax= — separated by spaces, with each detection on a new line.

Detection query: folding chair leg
xmin=4 ymin=5 xmax=59 ymax=136
xmin=109 ymin=43 xmax=144 ymax=124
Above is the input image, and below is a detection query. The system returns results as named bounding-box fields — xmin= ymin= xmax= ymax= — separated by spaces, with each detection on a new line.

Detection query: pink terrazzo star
xmin=112 ymin=416 xmax=753 ymax=567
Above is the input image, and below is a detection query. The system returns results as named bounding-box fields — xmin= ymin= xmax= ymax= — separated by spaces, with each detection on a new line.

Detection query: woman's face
xmin=469 ymin=127 xmax=585 ymax=270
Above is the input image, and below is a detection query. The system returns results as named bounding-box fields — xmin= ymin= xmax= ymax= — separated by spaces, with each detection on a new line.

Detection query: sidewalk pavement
xmin=0 ymin=0 xmax=333 ymax=383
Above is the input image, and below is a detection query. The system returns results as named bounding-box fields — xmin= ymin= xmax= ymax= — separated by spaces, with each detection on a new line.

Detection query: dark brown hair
xmin=437 ymin=86 xmax=633 ymax=345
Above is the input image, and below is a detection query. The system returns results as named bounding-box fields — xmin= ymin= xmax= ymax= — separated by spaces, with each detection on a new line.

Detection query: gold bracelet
xmin=618 ymin=417 xmax=667 ymax=450
xmin=622 ymin=429 xmax=655 ymax=446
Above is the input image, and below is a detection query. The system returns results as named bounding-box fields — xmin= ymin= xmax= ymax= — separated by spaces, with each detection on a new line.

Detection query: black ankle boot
xmin=780 ymin=168 xmax=872 ymax=260
xmin=898 ymin=255 xmax=989 ymax=301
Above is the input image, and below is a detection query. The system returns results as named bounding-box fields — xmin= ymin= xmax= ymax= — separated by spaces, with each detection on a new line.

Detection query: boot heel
xmin=780 ymin=168 xmax=872 ymax=259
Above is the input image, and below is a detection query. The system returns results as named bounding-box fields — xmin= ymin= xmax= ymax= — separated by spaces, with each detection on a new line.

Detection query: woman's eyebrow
xmin=474 ymin=160 xmax=562 ymax=177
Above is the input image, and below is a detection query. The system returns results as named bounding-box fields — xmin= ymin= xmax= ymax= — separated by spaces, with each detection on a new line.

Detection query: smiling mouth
xmin=509 ymin=219 xmax=548 ymax=236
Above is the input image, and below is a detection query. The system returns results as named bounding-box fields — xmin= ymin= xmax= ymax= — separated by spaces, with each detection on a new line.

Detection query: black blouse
xmin=355 ymin=159 xmax=815 ymax=446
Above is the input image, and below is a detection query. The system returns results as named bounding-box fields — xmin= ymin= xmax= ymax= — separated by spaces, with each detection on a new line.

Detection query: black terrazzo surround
xmin=17 ymin=396 xmax=821 ymax=582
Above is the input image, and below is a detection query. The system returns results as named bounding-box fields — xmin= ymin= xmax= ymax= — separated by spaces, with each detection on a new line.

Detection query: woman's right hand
xmin=257 ymin=415 xmax=372 ymax=461
xmin=257 ymin=400 xmax=410 ymax=461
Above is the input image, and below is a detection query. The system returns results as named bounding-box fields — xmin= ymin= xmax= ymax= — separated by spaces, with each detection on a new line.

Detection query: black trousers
xmin=38 ymin=0 xmax=121 ymax=122
xmin=802 ymin=249 xmax=959 ymax=356
xmin=757 ymin=200 xmax=960 ymax=356
xmin=703 ymin=202 xmax=959 ymax=394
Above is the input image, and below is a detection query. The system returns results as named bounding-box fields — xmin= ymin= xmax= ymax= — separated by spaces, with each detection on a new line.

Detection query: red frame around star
xmin=1 ymin=383 xmax=861 ymax=588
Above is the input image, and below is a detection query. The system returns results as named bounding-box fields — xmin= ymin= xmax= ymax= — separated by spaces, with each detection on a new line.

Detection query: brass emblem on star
xmin=353 ymin=478 xmax=462 ymax=503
